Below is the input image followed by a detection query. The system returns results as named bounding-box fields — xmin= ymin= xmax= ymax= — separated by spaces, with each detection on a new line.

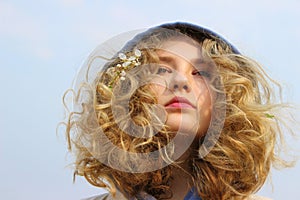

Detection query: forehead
xmin=157 ymin=37 xmax=202 ymax=61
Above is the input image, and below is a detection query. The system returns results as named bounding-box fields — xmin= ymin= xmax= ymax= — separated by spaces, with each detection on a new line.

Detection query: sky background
xmin=0 ymin=0 xmax=300 ymax=199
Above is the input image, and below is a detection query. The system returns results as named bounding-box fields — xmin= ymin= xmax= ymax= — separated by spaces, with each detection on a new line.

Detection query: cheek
xmin=149 ymin=84 xmax=165 ymax=103
xmin=149 ymin=75 xmax=169 ymax=92
xmin=196 ymin=89 xmax=212 ymax=120
xmin=194 ymin=84 xmax=213 ymax=134
xmin=193 ymin=81 xmax=213 ymax=106
xmin=150 ymin=84 xmax=163 ymax=94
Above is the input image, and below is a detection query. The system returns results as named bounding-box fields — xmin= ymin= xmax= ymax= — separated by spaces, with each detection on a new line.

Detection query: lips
xmin=165 ymin=96 xmax=196 ymax=109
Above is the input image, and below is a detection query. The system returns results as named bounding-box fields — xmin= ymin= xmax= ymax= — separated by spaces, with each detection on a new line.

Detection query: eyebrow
xmin=190 ymin=58 xmax=206 ymax=65
xmin=158 ymin=55 xmax=174 ymax=63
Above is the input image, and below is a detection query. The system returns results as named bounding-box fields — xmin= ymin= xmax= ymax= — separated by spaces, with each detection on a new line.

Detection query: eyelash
xmin=192 ymin=70 xmax=211 ymax=78
xmin=157 ymin=66 xmax=171 ymax=74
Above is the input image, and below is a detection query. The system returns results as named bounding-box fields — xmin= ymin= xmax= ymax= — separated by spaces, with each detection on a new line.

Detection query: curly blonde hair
xmin=62 ymin=23 xmax=292 ymax=200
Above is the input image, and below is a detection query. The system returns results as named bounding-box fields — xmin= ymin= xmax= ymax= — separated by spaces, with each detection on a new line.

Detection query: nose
xmin=170 ymin=71 xmax=191 ymax=92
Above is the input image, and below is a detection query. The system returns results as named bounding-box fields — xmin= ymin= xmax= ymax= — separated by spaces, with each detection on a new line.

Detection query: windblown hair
xmin=62 ymin=23 xmax=292 ymax=200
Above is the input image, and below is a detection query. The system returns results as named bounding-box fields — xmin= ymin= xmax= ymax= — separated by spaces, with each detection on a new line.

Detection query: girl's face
xmin=151 ymin=37 xmax=213 ymax=137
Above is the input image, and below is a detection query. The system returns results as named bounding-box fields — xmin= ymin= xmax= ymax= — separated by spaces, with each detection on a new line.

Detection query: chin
xmin=166 ymin=119 xmax=199 ymax=134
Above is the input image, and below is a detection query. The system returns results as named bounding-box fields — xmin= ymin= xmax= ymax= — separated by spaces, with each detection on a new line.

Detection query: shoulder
xmin=246 ymin=195 xmax=272 ymax=200
xmin=82 ymin=191 xmax=128 ymax=200
xmin=81 ymin=193 xmax=109 ymax=200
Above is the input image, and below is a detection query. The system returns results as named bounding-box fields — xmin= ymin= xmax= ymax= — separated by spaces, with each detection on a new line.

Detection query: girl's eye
xmin=192 ymin=71 xmax=211 ymax=79
xmin=157 ymin=66 xmax=171 ymax=74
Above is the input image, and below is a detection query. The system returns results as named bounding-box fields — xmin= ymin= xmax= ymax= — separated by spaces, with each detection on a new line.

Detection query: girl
xmin=63 ymin=22 xmax=292 ymax=200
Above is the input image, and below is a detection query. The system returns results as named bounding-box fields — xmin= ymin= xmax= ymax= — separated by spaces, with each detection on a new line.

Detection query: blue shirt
xmin=85 ymin=187 xmax=203 ymax=200
xmin=134 ymin=187 xmax=202 ymax=200
xmin=184 ymin=187 xmax=202 ymax=200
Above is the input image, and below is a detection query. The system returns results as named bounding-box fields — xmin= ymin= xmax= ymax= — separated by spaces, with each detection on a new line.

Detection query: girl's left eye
xmin=192 ymin=71 xmax=211 ymax=78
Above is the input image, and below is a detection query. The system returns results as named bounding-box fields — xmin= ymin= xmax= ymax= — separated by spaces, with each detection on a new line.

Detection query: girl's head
xmin=151 ymin=36 xmax=213 ymax=137
xmin=64 ymin=22 xmax=287 ymax=199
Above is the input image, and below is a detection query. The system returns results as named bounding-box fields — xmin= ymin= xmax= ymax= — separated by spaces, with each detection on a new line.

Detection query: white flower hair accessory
xmin=106 ymin=49 xmax=142 ymax=88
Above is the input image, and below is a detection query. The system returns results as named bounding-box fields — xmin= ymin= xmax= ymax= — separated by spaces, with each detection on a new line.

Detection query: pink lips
xmin=165 ymin=97 xmax=196 ymax=109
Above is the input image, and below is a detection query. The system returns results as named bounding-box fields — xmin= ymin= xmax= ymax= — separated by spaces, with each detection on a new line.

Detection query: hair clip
xmin=106 ymin=49 xmax=142 ymax=88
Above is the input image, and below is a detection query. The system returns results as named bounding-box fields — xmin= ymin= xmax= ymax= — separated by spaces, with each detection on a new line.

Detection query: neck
xmin=169 ymin=148 xmax=195 ymax=200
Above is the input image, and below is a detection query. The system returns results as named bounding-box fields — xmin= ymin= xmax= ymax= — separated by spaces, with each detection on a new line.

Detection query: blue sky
xmin=0 ymin=0 xmax=299 ymax=199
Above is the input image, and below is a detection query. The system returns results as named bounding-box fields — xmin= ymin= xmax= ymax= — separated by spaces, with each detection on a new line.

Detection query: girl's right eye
xmin=157 ymin=66 xmax=171 ymax=74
